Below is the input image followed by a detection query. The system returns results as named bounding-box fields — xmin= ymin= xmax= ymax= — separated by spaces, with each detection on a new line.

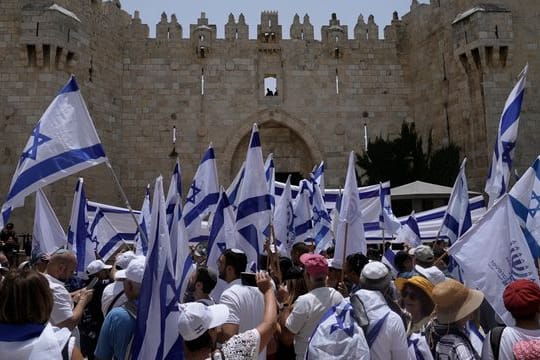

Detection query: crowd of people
xmin=0 ymin=240 xmax=539 ymax=360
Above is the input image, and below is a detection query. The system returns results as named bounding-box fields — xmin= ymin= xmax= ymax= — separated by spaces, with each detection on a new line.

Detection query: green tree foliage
xmin=356 ymin=123 xmax=460 ymax=187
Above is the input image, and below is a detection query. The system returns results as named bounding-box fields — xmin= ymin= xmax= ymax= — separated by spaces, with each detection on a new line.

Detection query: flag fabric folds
xmin=485 ymin=64 xmax=528 ymax=207
xmin=382 ymin=248 xmax=398 ymax=277
xmin=293 ymin=180 xmax=313 ymax=244
xmin=165 ymin=159 xmax=182 ymax=231
xmin=132 ymin=176 xmax=183 ymax=359
xmin=312 ymin=161 xmax=325 ymax=195
xmin=226 ymin=161 xmax=245 ymax=210
xmin=395 ymin=212 xmax=421 ymax=248
xmin=509 ymin=155 xmax=540 ymax=259
xmin=334 ymin=152 xmax=367 ymax=267
xmin=183 ymin=145 xmax=219 ymax=243
xmin=312 ymin=175 xmax=333 ymax=254
xmin=307 ymin=300 xmax=370 ymax=360
xmin=265 ymin=153 xmax=276 ymax=212
xmin=448 ymin=194 xmax=539 ymax=325
xmin=67 ymin=178 xmax=96 ymax=277
xmin=378 ymin=183 xmax=401 ymax=237
xmin=439 ymin=158 xmax=472 ymax=244
xmin=135 ymin=184 xmax=151 ymax=256
xmin=33 ymin=189 xmax=67 ymax=254
xmin=1 ymin=75 xmax=107 ymax=228
xmin=207 ymin=188 xmax=237 ymax=274
xmin=275 ymin=176 xmax=296 ymax=257
xmin=235 ymin=124 xmax=272 ymax=269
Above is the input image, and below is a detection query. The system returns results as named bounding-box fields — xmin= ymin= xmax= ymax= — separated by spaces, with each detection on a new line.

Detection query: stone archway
xmin=224 ymin=109 xmax=322 ymax=182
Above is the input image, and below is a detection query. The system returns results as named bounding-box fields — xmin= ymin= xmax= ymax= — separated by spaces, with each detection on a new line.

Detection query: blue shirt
xmin=94 ymin=306 xmax=135 ymax=360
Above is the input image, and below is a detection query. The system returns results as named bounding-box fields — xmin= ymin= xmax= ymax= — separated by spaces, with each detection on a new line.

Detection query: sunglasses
xmin=402 ymin=289 xmax=418 ymax=301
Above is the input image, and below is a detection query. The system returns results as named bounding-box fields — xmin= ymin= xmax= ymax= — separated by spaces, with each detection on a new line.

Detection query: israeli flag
xmin=265 ymin=153 xmax=276 ymax=212
xmin=312 ymin=161 xmax=326 ymax=195
xmin=235 ymin=124 xmax=272 ymax=268
xmin=226 ymin=161 xmax=245 ymax=210
xmin=449 ymin=194 xmax=539 ymax=326
xmin=293 ymin=180 xmax=313 ymax=244
xmin=183 ymin=144 xmax=219 ymax=242
xmin=207 ymin=188 xmax=238 ymax=274
xmin=307 ymin=300 xmax=370 ymax=360
xmin=439 ymin=158 xmax=472 ymax=244
xmin=485 ymin=64 xmax=528 ymax=207
xmin=509 ymin=155 xmax=540 ymax=259
xmin=379 ymin=182 xmax=401 ymax=237
xmin=67 ymin=178 xmax=96 ymax=278
xmin=382 ymin=248 xmax=398 ymax=277
xmin=395 ymin=212 xmax=421 ymax=248
xmin=135 ymin=185 xmax=151 ymax=256
xmin=1 ymin=75 xmax=107 ymax=228
xmin=88 ymin=203 xmax=138 ymax=262
xmin=334 ymin=152 xmax=367 ymax=267
xmin=165 ymin=159 xmax=182 ymax=231
xmin=275 ymin=176 xmax=296 ymax=257
xmin=132 ymin=176 xmax=183 ymax=360
xmin=33 ymin=189 xmax=67 ymax=254
xmin=312 ymin=175 xmax=333 ymax=255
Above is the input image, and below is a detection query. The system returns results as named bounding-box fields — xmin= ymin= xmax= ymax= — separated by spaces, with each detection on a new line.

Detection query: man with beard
xmin=218 ymin=248 xmax=266 ymax=360
xmin=187 ymin=266 xmax=218 ymax=305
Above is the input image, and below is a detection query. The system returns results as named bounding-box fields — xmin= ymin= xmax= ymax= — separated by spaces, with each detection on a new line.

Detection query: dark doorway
xmin=275 ymin=172 xmax=303 ymax=186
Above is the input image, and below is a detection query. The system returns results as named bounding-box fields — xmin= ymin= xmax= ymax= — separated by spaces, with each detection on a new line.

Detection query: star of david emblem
xmin=501 ymin=141 xmax=515 ymax=166
xmin=186 ymin=181 xmax=201 ymax=204
xmin=313 ymin=208 xmax=329 ymax=225
xmin=19 ymin=122 xmax=52 ymax=166
xmin=529 ymin=191 xmax=540 ymax=218
xmin=330 ymin=304 xmax=355 ymax=337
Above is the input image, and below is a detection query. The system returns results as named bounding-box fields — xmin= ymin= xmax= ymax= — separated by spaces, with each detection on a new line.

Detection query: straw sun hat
xmin=432 ymin=279 xmax=484 ymax=324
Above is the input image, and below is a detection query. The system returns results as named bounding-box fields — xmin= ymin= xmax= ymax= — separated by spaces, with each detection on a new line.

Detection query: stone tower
xmin=0 ymin=0 xmax=539 ymax=232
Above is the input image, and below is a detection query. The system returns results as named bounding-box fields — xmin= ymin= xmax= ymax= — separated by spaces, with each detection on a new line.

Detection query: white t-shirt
xmin=355 ymin=289 xmax=409 ymax=360
xmin=101 ymin=281 xmax=127 ymax=316
xmin=45 ymin=274 xmax=73 ymax=325
xmin=0 ymin=323 xmax=73 ymax=360
xmin=220 ymin=279 xmax=265 ymax=360
xmin=285 ymin=287 xmax=344 ymax=360
xmin=481 ymin=326 xmax=540 ymax=360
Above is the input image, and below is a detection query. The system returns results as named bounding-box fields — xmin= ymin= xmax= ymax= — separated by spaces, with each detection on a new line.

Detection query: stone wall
xmin=0 ymin=0 xmax=539 ymax=232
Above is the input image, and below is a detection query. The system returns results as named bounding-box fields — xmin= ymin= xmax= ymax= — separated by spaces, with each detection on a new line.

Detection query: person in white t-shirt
xmin=355 ymin=261 xmax=409 ymax=360
xmin=281 ymin=253 xmax=344 ymax=360
xmin=481 ymin=279 xmax=540 ymax=360
xmin=218 ymin=249 xmax=266 ymax=359
xmin=178 ymin=272 xmax=277 ymax=360
xmin=100 ymin=250 xmax=136 ymax=316
xmin=44 ymin=249 xmax=93 ymax=331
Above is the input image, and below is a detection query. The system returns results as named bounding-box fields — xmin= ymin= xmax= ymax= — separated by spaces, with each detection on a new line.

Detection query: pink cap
xmin=300 ymin=253 xmax=328 ymax=278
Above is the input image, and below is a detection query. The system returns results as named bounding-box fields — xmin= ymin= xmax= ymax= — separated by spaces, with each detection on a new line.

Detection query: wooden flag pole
xmin=340 ymin=222 xmax=349 ymax=283
xmin=106 ymin=160 xmax=149 ymax=248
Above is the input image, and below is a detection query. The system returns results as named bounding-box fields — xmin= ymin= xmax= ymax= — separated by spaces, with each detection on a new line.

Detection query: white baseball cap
xmin=178 ymin=302 xmax=230 ymax=341
xmin=116 ymin=250 xmax=137 ymax=269
xmin=115 ymin=256 xmax=145 ymax=283
xmin=415 ymin=265 xmax=446 ymax=285
xmin=86 ymin=260 xmax=112 ymax=276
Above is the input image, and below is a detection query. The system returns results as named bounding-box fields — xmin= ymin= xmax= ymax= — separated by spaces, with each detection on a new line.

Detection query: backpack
xmin=425 ymin=321 xmax=473 ymax=357
xmin=489 ymin=326 xmax=506 ymax=359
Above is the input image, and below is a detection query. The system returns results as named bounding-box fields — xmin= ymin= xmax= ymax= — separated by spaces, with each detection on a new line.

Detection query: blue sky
xmin=120 ymin=0 xmax=429 ymax=39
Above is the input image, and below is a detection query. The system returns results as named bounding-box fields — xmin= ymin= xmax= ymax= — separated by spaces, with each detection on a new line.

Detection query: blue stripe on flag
xmin=295 ymin=221 xmax=312 ymax=236
xmin=7 ymin=144 xmax=106 ymax=202
xmin=183 ymin=193 xmax=220 ymax=227
xmin=500 ymin=89 xmax=525 ymax=134
xmin=442 ymin=214 xmax=459 ymax=237
xmin=250 ymin=131 xmax=261 ymax=148
xmin=314 ymin=226 xmax=330 ymax=243
xmin=238 ymin=224 xmax=260 ymax=255
xmin=236 ymin=194 xmax=272 ymax=221
xmin=98 ymin=232 xmax=136 ymax=258
xmin=59 ymin=76 xmax=79 ymax=94
xmin=201 ymin=147 xmax=215 ymax=163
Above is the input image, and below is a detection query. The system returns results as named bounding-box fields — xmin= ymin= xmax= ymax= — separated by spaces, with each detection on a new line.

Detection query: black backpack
xmin=489 ymin=326 xmax=506 ymax=359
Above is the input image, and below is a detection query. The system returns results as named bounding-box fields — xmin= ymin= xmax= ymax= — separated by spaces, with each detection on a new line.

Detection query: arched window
xmin=264 ymin=75 xmax=278 ymax=96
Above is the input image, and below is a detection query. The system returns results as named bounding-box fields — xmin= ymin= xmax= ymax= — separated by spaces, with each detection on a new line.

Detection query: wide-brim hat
xmin=396 ymin=275 xmax=435 ymax=300
xmin=432 ymin=279 xmax=484 ymax=324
